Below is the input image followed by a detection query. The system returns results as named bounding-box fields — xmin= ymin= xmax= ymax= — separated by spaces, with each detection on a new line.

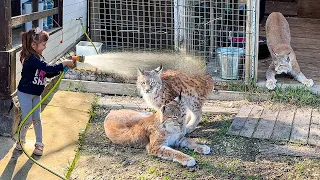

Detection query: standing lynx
xmin=136 ymin=65 xmax=214 ymax=133
xmin=265 ymin=12 xmax=314 ymax=90
xmin=104 ymin=97 xmax=210 ymax=167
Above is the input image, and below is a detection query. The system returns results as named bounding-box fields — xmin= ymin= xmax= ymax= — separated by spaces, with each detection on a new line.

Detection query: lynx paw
xmin=302 ymin=79 xmax=314 ymax=88
xmin=266 ymin=79 xmax=277 ymax=90
xmin=183 ymin=158 xmax=196 ymax=167
xmin=195 ymin=145 xmax=211 ymax=155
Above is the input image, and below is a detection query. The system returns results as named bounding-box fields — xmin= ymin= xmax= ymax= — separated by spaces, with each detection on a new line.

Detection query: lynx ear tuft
xmin=137 ymin=67 xmax=144 ymax=76
xmin=174 ymin=90 xmax=182 ymax=103
xmin=154 ymin=65 xmax=163 ymax=74
xmin=160 ymin=105 xmax=166 ymax=114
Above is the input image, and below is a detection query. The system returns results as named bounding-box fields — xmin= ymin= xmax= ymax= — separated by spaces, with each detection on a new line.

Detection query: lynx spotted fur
xmin=136 ymin=65 xmax=214 ymax=133
xmin=104 ymin=97 xmax=210 ymax=167
xmin=265 ymin=12 xmax=314 ymax=90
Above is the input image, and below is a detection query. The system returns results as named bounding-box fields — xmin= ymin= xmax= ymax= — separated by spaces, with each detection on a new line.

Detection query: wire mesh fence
xmin=89 ymin=0 xmax=258 ymax=82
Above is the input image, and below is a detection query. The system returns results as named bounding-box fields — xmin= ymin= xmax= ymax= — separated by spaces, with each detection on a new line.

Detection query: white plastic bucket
xmin=76 ymin=41 xmax=103 ymax=56
xmin=216 ymin=47 xmax=245 ymax=80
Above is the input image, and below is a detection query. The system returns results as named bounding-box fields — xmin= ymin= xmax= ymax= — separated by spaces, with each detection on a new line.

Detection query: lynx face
xmin=160 ymin=99 xmax=184 ymax=125
xmin=274 ymin=53 xmax=292 ymax=74
xmin=137 ymin=66 xmax=163 ymax=94
xmin=159 ymin=96 xmax=186 ymax=135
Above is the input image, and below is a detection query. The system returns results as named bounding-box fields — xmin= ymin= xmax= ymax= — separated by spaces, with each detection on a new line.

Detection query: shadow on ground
xmin=70 ymin=106 xmax=320 ymax=180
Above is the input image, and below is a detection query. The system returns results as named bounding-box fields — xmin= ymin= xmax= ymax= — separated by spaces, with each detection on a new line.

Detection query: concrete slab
xmin=0 ymin=91 xmax=95 ymax=180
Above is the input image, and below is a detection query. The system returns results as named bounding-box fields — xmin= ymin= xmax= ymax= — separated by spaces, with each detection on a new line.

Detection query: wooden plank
xmin=308 ymin=109 xmax=320 ymax=146
xmin=252 ymin=108 xmax=279 ymax=139
xmin=0 ymin=52 xmax=11 ymax=99
xmin=271 ymin=109 xmax=295 ymax=141
xmin=9 ymin=50 xmax=17 ymax=93
xmin=59 ymin=79 xmax=139 ymax=97
xmin=227 ymin=105 xmax=253 ymax=136
xmin=239 ymin=106 xmax=264 ymax=137
xmin=290 ymin=108 xmax=312 ymax=144
xmin=297 ymin=0 xmax=320 ymax=18
xmin=53 ymin=0 xmax=63 ymax=27
xmin=291 ymin=37 xmax=320 ymax=51
xmin=11 ymin=8 xmax=58 ymax=27
xmin=274 ymin=2 xmax=288 ymax=13
xmin=265 ymin=1 xmax=278 ymax=14
xmin=0 ymin=0 xmax=12 ymax=51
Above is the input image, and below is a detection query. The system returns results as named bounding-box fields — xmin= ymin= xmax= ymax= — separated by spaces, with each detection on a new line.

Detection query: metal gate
xmin=89 ymin=0 xmax=259 ymax=81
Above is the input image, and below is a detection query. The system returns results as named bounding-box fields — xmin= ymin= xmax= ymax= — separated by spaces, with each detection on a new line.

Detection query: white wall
xmin=16 ymin=0 xmax=88 ymax=87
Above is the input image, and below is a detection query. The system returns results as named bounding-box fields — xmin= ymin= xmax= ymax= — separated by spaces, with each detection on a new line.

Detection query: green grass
xmin=225 ymin=81 xmax=320 ymax=108
xmin=65 ymin=96 xmax=100 ymax=179
xmin=269 ymin=86 xmax=320 ymax=108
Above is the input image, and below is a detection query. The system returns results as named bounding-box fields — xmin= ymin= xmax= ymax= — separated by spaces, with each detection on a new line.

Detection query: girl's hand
xmin=62 ymin=60 xmax=75 ymax=68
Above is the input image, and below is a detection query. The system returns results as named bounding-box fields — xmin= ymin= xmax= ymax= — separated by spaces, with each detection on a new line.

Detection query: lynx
xmin=104 ymin=96 xmax=210 ymax=167
xmin=136 ymin=65 xmax=214 ymax=133
xmin=265 ymin=12 xmax=314 ymax=90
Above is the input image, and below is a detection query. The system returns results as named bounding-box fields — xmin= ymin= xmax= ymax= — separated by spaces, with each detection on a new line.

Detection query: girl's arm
xmin=29 ymin=56 xmax=64 ymax=73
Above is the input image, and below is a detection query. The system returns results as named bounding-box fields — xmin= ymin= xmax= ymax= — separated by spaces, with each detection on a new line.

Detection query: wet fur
xmin=136 ymin=66 xmax=214 ymax=133
xmin=104 ymin=99 xmax=210 ymax=167
xmin=265 ymin=12 xmax=314 ymax=90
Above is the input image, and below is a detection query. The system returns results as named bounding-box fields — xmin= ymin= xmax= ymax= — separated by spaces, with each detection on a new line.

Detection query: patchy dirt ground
xmin=70 ymin=100 xmax=320 ymax=180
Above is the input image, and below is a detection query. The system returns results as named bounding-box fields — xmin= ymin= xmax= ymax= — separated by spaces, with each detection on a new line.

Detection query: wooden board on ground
xmin=227 ymin=105 xmax=253 ymax=136
xmin=252 ymin=108 xmax=279 ymax=139
xmin=230 ymin=105 xmax=319 ymax=147
xmin=290 ymin=108 xmax=312 ymax=144
xmin=271 ymin=109 xmax=295 ymax=141
xmin=308 ymin=109 xmax=320 ymax=146
xmin=239 ymin=106 xmax=264 ymax=138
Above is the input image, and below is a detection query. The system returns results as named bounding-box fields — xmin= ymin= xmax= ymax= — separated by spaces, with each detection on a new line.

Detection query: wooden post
xmin=0 ymin=0 xmax=20 ymax=137
xmin=53 ymin=0 xmax=63 ymax=27
xmin=0 ymin=0 xmax=12 ymax=51
xmin=33 ymin=0 xmax=39 ymax=28
xmin=244 ymin=0 xmax=252 ymax=83
xmin=254 ymin=0 xmax=260 ymax=81
xmin=245 ymin=0 xmax=259 ymax=83
xmin=0 ymin=0 xmax=12 ymax=98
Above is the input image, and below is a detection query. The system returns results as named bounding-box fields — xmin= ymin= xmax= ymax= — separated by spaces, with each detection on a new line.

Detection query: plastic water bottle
xmin=47 ymin=0 xmax=53 ymax=29
xmin=43 ymin=0 xmax=48 ymax=30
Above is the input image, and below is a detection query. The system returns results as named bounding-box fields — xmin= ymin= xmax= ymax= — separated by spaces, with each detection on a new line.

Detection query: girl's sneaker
xmin=15 ymin=141 xmax=25 ymax=151
xmin=33 ymin=142 xmax=44 ymax=156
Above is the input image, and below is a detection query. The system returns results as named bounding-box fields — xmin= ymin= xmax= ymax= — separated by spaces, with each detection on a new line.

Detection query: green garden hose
xmin=17 ymin=67 xmax=69 ymax=180
xmin=16 ymin=16 xmax=99 ymax=180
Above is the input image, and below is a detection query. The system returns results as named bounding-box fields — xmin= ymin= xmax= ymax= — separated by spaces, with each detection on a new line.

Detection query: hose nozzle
xmin=68 ymin=55 xmax=85 ymax=63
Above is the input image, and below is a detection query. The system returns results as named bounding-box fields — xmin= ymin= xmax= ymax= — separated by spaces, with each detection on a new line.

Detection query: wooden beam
xmin=0 ymin=51 xmax=11 ymax=99
xmin=11 ymin=8 xmax=58 ymax=27
xmin=53 ymin=0 xmax=63 ymax=27
xmin=297 ymin=0 xmax=320 ymax=18
xmin=0 ymin=0 xmax=12 ymax=51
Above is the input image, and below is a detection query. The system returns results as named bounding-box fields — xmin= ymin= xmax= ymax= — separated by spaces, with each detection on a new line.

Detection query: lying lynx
xmin=265 ymin=12 xmax=314 ymax=90
xmin=104 ymin=97 xmax=210 ymax=167
xmin=137 ymin=65 xmax=214 ymax=133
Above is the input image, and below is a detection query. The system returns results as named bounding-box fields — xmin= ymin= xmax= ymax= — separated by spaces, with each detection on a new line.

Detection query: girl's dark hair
xmin=20 ymin=28 xmax=49 ymax=64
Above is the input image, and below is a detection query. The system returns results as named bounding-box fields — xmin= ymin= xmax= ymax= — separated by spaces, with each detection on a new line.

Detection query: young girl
xmin=16 ymin=27 xmax=74 ymax=156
